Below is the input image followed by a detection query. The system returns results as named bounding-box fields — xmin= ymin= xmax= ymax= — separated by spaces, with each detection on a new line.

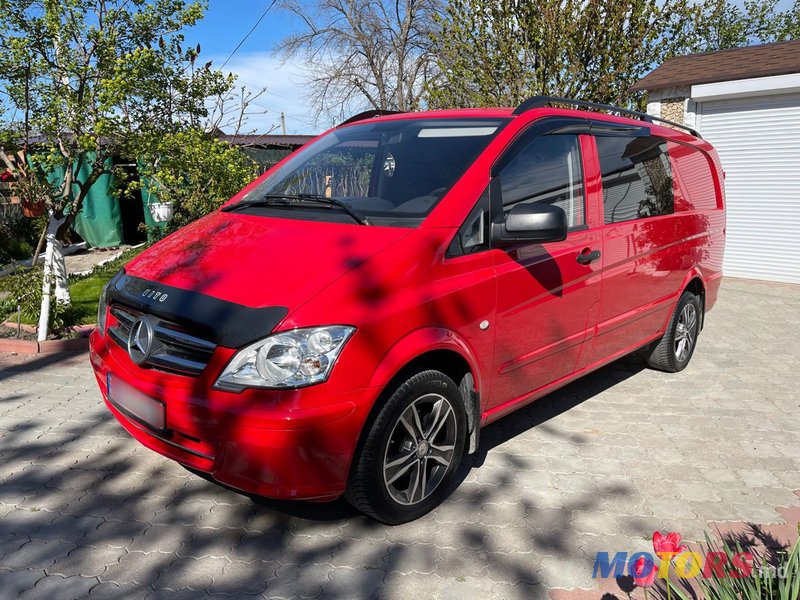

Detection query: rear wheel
xmin=346 ymin=370 xmax=466 ymax=524
xmin=638 ymin=290 xmax=701 ymax=372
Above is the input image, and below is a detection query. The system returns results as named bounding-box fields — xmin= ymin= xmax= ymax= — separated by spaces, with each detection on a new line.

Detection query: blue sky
xmin=189 ymin=0 xmax=797 ymax=136
xmin=188 ymin=1 xmax=316 ymax=135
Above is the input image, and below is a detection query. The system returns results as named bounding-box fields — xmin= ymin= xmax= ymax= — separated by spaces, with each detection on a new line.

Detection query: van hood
xmin=125 ymin=211 xmax=411 ymax=310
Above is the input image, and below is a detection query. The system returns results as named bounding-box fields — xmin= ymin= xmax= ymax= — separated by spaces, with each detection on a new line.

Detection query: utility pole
xmin=280 ymin=112 xmax=286 ymax=135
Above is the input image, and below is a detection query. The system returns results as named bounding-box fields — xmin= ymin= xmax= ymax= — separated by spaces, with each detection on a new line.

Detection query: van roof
xmin=341 ymin=102 xmax=701 ymax=140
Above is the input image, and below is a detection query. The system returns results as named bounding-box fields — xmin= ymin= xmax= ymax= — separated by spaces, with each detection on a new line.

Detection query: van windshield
xmin=232 ymin=118 xmax=508 ymax=227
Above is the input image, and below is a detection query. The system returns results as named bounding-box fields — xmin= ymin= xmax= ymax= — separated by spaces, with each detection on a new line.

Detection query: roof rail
xmin=512 ymin=95 xmax=701 ymax=138
xmin=338 ymin=109 xmax=404 ymax=127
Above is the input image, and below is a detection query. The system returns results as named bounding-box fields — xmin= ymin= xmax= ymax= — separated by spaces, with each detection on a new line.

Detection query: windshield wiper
xmin=222 ymin=194 xmax=371 ymax=225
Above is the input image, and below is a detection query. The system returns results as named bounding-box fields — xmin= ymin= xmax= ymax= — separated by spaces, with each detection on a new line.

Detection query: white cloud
xmin=209 ymin=51 xmax=321 ymax=135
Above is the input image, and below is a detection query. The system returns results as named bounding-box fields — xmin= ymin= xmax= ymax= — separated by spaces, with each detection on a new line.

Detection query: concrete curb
xmin=0 ymin=323 xmax=94 ymax=355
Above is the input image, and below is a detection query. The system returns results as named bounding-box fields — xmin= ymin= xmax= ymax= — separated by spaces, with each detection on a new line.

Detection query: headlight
xmin=97 ymin=282 xmax=110 ymax=334
xmin=215 ymin=325 xmax=355 ymax=390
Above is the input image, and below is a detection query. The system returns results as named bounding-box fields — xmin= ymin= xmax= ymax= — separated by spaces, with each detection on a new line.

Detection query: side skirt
xmin=480 ymin=332 xmax=662 ymax=426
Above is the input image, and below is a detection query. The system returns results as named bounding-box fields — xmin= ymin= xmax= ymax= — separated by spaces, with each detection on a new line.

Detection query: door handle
xmin=577 ymin=249 xmax=601 ymax=264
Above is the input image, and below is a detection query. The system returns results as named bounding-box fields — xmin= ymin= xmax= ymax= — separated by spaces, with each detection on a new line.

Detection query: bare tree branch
xmin=278 ymin=0 xmax=442 ymax=123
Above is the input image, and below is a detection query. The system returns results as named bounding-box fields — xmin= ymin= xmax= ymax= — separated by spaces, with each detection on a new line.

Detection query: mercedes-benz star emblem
xmin=127 ymin=318 xmax=155 ymax=365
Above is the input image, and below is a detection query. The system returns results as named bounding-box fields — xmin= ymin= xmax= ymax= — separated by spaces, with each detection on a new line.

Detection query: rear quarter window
xmin=667 ymin=141 xmax=719 ymax=212
xmin=596 ymin=135 xmax=674 ymax=224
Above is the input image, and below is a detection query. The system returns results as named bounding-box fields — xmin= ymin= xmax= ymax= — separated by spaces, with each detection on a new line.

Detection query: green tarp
xmin=32 ymin=152 xmax=124 ymax=248
xmin=71 ymin=156 xmax=123 ymax=248
xmin=138 ymin=161 xmax=167 ymax=242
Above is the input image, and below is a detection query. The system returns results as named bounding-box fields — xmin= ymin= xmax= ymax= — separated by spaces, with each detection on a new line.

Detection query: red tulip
xmin=653 ymin=531 xmax=687 ymax=556
xmin=632 ymin=555 xmax=657 ymax=587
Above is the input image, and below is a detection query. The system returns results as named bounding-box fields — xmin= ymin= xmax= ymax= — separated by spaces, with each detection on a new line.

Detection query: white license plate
xmin=107 ymin=374 xmax=166 ymax=433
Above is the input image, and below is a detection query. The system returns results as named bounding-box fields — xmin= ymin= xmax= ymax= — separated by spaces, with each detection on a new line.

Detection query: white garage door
xmin=697 ymin=92 xmax=800 ymax=284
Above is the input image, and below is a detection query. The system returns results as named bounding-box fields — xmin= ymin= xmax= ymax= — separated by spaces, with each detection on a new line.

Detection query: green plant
xmin=426 ymin=0 xmax=800 ymax=111
xmin=62 ymin=246 xmax=146 ymax=326
xmin=0 ymin=246 xmax=143 ymax=331
xmin=0 ymin=210 xmax=44 ymax=266
xmin=0 ymin=0 xmax=234 ymax=338
xmin=0 ymin=266 xmax=65 ymax=332
xmin=134 ymin=128 xmax=257 ymax=230
xmin=670 ymin=529 xmax=800 ymax=600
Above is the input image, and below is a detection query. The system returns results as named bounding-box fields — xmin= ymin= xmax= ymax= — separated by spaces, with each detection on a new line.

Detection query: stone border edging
xmin=0 ymin=322 xmax=94 ymax=355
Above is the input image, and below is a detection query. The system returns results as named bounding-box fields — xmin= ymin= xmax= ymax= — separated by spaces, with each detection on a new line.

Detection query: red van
xmin=89 ymin=97 xmax=725 ymax=524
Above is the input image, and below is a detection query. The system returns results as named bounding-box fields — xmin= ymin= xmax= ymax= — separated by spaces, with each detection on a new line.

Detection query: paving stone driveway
xmin=1 ymin=278 xmax=799 ymax=599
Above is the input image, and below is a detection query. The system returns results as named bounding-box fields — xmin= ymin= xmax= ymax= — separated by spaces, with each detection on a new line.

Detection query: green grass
xmin=63 ymin=273 xmax=110 ymax=325
xmin=62 ymin=247 xmax=146 ymax=326
xmin=1 ymin=247 xmax=145 ymax=327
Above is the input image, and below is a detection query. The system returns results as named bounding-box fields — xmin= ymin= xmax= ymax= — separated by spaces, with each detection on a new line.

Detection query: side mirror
xmin=492 ymin=203 xmax=568 ymax=247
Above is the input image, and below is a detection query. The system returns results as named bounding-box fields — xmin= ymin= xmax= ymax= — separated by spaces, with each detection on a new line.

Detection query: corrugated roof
xmin=630 ymin=40 xmax=800 ymax=92
xmin=217 ymin=134 xmax=315 ymax=147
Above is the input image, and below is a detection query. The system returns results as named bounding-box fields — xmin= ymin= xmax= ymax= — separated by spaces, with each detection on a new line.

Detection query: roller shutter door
xmin=697 ymin=92 xmax=800 ymax=284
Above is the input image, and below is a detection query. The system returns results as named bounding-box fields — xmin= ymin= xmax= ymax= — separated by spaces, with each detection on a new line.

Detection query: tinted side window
xmin=499 ymin=134 xmax=585 ymax=228
xmin=596 ymin=136 xmax=674 ymax=224
xmin=668 ymin=141 xmax=718 ymax=212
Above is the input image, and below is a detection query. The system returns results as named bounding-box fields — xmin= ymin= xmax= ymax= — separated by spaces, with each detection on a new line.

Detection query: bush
xmin=0 ymin=208 xmax=44 ymax=267
xmin=0 ymin=246 xmax=143 ymax=332
xmin=0 ymin=266 xmax=65 ymax=331
xmin=134 ymin=128 xmax=258 ymax=232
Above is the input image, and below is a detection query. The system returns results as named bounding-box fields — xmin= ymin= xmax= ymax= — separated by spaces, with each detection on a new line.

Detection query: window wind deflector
xmin=222 ymin=194 xmax=371 ymax=225
xmin=589 ymin=123 xmax=649 ymax=137
xmin=544 ymin=122 xmax=592 ymax=135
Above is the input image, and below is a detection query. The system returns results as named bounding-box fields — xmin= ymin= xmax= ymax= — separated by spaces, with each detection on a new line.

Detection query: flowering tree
xmin=0 ymin=0 xmax=233 ymax=339
xmin=135 ymin=127 xmax=257 ymax=234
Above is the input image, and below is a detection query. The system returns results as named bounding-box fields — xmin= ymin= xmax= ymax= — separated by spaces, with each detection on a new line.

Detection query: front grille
xmin=108 ymin=304 xmax=217 ymax=376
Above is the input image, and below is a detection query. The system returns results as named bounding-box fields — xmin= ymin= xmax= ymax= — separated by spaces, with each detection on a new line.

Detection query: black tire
xmin=345 ymin=370 xmax=467 ymax=524
xmin=638 ymin=290 xmax=701 ymax=372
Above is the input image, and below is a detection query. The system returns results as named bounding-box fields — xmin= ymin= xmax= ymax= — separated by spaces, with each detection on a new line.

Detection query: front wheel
xmin=346 ymin=370 xmax=466 ymax=524
xmin=638 ymin=290 xmax=701 ymax=372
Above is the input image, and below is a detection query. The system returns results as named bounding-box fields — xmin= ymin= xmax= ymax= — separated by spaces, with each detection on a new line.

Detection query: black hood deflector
xmin=107 ymin=271 xmax=288 ymax=348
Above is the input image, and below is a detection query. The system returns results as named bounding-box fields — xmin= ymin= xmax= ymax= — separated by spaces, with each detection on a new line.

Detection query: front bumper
xmin=89 ymin=330 xmax=377 ymax=501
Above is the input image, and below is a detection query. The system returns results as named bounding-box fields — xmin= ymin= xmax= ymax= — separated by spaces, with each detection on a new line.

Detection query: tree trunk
xmin=31 ymin=222 xmax=47 ymax=266
xmin=37 ymin=211 xmax=69 ymax=341
xmin=52 ymin=236 xmax=70 ymax=303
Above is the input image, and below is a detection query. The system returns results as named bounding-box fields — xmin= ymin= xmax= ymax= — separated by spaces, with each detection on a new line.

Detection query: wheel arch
xmin=362 ymin=329 xmax=483 ymax=458
xmin=681 ymin=271 xmax=706 ymax=331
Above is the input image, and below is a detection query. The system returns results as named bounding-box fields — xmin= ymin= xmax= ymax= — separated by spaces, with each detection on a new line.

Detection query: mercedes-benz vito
xmin=90 ymin=97 xmax=726 ymax=524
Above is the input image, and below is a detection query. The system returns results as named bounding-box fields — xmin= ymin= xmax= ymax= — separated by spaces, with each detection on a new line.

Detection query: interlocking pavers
xmin=126 ymin=523 xmax=197 ymax=556
xmin=0 ymin=538 xmax=76 ymax=571
xmin=0 ymin=535 xmax=31 ymax=563
xmin=32 ymin=514 xmax=104 ymax=545
xmin=207 ymin=559 xmax=276 ymax=596
xmin=270 ymin=562 xmax=330 ymax=598
xmin=325 ymin=566 xmax=386 ymax=600
xmin=0 ymin=278 xmax=798 ymax=598
xmin=47 ymin=543 xmax=124 ymax=578
xmin=0 ymin=567 xmax=46 ymax=597
xmin=154 ymin=555 xmax=229 ymax=591
xmin=86 ymin=581 xmax=144 ymax=598
xmin=99 ymin=550 xmax=174 ymax=586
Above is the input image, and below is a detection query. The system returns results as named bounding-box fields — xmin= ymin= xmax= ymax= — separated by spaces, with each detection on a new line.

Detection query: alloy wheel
xmin=382 ymin=393 xmax=457 ymax=506
xmin=674 ymin=302 xmax=697 ymax=362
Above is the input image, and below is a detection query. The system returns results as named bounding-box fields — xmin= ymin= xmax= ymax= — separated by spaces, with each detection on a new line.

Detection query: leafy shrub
xmin=0 ymin=266 xmax=65 ymax=331
xmin=0 ymin=209 xmax=44 ymax=266
xmin=134 ymin=128 xmax=258 ymax=232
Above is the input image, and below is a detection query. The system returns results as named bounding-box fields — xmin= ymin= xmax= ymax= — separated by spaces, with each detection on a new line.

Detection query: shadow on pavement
xmin=0 ymin=353 xmax=646 ymax=598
